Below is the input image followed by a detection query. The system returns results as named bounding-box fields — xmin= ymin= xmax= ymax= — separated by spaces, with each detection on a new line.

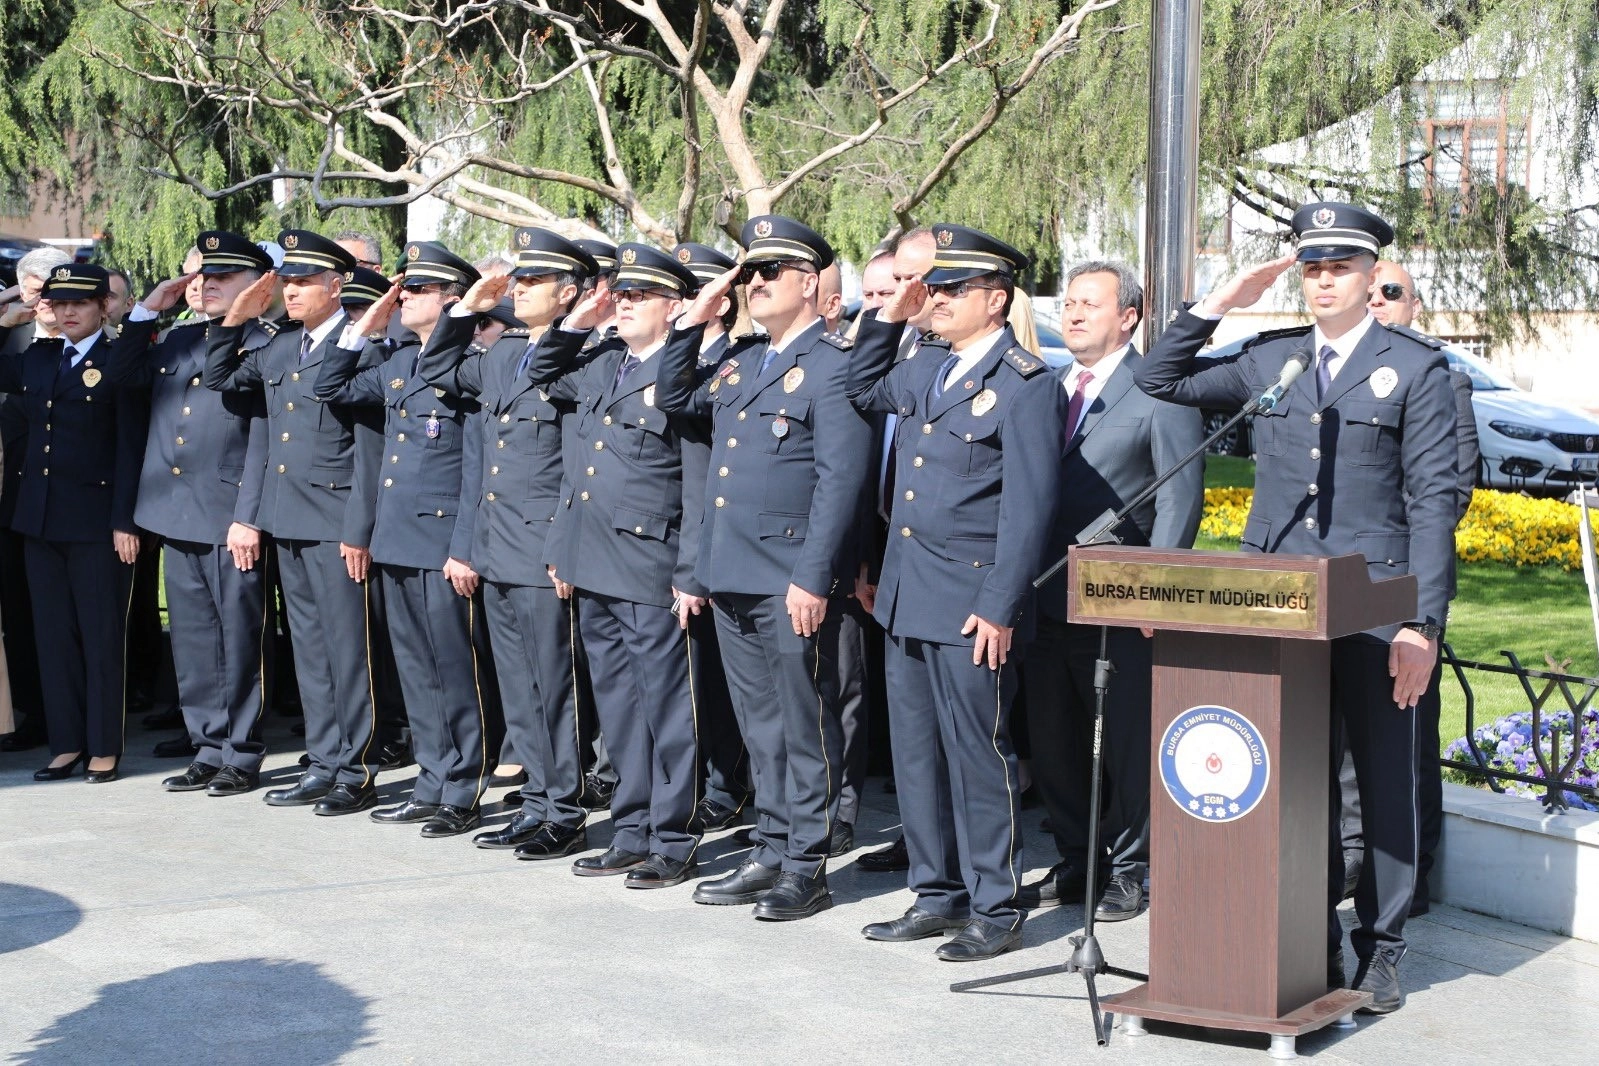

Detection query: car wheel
xmin=1203 ymin=411 xmax=1252 ymax=457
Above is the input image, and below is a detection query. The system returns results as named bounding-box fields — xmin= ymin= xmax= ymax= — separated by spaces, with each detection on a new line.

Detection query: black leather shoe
xmin=370 ymin=799 xmax=440 ymax=824
xmin=206 ymin=766 xmax=259 ymax=796
xmin=162 ymin=762 xmax=219 ymax=792
xmin=313 ymin=784 xmax=379 ymax=816
xmin=1095 ymin=873 xmax=1143 ymax=922
xmin=856 ymin=835 xmax=909 ymax=873
xmin=572 ymin=845 xmax=649 ymax=877
xmin=142 ymin=707 xmax=183 ymax=731
xmin=580 ymin=772 xmax=614 ymax=811
xmin=419 ymin=804 xmax=481 ymax=837
xmin=1353 ymin=953 xmax=1403 ymax=1014
xmin=1329 ymin=947 xmax=1346 ymax=989
xmin=752 ymin=872 xmax=832 ymax=921
xmin=828 ymin=822 xmax=854 ymax=858
xmin=152 ymin=735 xmax=200 ymax=759
xmin=690 ymin=798 xmax=741 ymax=833
xmin=936 ymin=920 xmax=1022 ymax=961
xmin=1015 ymin=861 xmax=1088 ymax=910
xmin=625 ymin=853 xmax=699 ymax=889
xmin=377 ymin=740 xmax=414 ymax=771
xmin=33 ymin=754 xmax=86 ymax=781
xmin=862 ymin=907 xmax=966 ymax=942
xmin=512 ymin=823 xmax=588 ymax=860
xmin=297 ymin=753 xmax=312 ymax=769
xmin=84 ymin=759 xmax=121 ymax=784
xmin=692 ymin=859 xmax=781 ymax=905
xmin=474 ymin=810 xmax=544 ymax=849
xmin=488 ymin=767 xmax=528 ymax=787
xmin=0 ymin=725 xmax=45 ymax=752
xmin=263 ymin=775 xmax=333 ymax=806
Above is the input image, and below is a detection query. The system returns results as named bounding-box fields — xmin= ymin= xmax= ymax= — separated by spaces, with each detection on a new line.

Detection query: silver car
xmin=1447 ymin=347 xmax=1599 ymax=494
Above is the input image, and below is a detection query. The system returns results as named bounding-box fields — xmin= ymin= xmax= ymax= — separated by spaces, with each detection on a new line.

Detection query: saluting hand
xmin=459 ymin=271 xmax=513 ymax=314
xmin=1195 ymin=253 xmax=1297 ymax=317
xmin=962 ymin=614 xmax=1013 ymax=671
xmin=222 ymin=271 xmax=279 ymax=328
xmin=563 ymin=283 xmax=612 ymax=333
xmin=674 ymin=265 xmax=740 ymax=329
xmin=351 ymin=279 xmax=402 ymax=337
xmin=880 ymin=276 xmax=928 ymax=324
xmin=0 ymin=301 xmax=35 ymax=329
xmin=139 ymin=272 xmax=201 ymax=314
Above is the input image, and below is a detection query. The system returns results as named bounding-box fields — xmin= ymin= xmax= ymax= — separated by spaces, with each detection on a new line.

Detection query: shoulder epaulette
xmin=466 ymin=343 xmax=489 ymax=357
xmin=501 ymin=327 xmax=530 ymax=339
xmin=1004 ymin=346 xmax=1046 ymax=377
xmin=257 ymin=318 xmax=282 ymax=337
xmin=1240 ymin=326 xmax=1311 ymax=350
xmin=819 ymin=330 xmax=853 ymax=351
xmin=729 ymin=333 xmax=768 ymax=356
xmin=1384 ymin=323 xmax=1446 ymax=350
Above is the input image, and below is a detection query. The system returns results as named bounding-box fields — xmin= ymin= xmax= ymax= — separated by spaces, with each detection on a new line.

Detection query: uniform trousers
xmin=835 ymin=598 xmax=871 ymax=828
xmin=885 ymin=634 xmax=1024 ymax=931
xmin=485 ymin=580 xmax=586 ymax=830
xmin=274 ymin=538 xmax=378 ymax=788
xmin=366 ymin=576 xmax=409 ymax=750
xmin=579 ymin=591 xmax=700 ymax=862
xmin=1023 ymin=618 xmax=1152 ymax=881
xmin=1326 ymin=635 xmax=1422 ymax=965
xmin=25 ymin=537 xmax=134 ymax=758
xmin=713 ymin=592 xmax=844 ymax=878
xmin=379 ymin=564 xmax=496 ymax=809
xmin=692 ymin=611 xmax=750 ymax=813
xmin=163 ymin=539 xmax=269 ymax=772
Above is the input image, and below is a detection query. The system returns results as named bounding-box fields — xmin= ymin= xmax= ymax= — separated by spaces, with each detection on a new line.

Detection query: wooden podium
xmin=1066 ymin=545 xmax=1418 ymax=1054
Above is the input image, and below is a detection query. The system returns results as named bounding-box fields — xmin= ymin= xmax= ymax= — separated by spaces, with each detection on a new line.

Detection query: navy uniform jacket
xmin=1036 ymin=348 xmax=1204 ymax=623
xmin=848 ymin=314 xmax=1067 ymax=646
xmin=655 ymin=317 xmax=872 ymax=599
xmin=0 ymin=328 xmax=34 ymax=529
xmin=313 ymin=333 xmax=481 ymax=571
xmin=1136 ymin=309 xmax=1457 ymax=635
xmin=129 ymin=319 xmax=271 ymax=545
xmin=0 ymin=323 xmax=153 ymax=542
xmin=530 ymin=327 xmax=708 ymax=608
xmin=417 ymin=312 xmax=567 ymax=588
xmin=204 ymin=316 xmax=381 ymax=545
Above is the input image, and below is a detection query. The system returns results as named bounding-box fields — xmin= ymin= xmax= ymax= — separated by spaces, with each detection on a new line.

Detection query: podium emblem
xmin=1159 ymin=705 xmax=1270 ymax=823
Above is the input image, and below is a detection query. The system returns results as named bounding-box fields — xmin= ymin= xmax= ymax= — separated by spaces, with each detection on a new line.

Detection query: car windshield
xmin=1443 ymin=348 xmax=1517 ymax=392
xmin=1035 ymin=321 xmax=1065 ymax=348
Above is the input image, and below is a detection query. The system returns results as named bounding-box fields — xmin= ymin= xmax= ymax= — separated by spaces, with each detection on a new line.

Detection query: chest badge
xmin=434 ymin=388 xmax=446 ymax=399
xmin=1370 ymin=367 xmax=1399 ymax=399
xmin=643 ymin=384 xmax=656 ymax=408
xmin=426 ymin=415 xmax=442 ymax=439
xmin=972 ymin=388 xmax=998 ymax=416
xmin=82 ymin=368 xmax=102 ymax=388
xmin=389 ymin=378 xmax=406 ymax=390
xmin=772 ymin=416 xmax=789 ymax=439
xmin=783 ymin=367 xmax=804 ymax=393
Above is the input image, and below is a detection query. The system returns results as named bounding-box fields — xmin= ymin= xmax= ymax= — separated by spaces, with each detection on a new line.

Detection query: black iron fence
xmin=1440 ymin=644 xmax=1599 ymax=812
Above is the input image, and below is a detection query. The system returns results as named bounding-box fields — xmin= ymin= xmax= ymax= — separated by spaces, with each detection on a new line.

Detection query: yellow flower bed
xmin=1200 ymin=487 xmax=1599 ymax=570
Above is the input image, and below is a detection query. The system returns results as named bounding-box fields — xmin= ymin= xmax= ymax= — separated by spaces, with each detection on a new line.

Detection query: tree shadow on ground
xmin=0 ymin=884 xmax=81 ymax=955
xmin=11 ymin=958 xmax=373 ymax=1066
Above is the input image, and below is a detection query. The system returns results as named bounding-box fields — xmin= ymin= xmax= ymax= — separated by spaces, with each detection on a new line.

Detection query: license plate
xmin=1576 ymin=457 xmax=1599 ymax=474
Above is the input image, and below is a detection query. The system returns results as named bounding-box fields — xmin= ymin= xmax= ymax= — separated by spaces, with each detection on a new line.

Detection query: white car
xmin=1446 ymin=347 xmax=1599 ymax=494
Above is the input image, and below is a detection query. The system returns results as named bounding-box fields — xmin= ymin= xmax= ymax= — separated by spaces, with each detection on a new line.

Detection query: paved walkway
xmin=3 ymin=722 xmax=1597 ymax=1064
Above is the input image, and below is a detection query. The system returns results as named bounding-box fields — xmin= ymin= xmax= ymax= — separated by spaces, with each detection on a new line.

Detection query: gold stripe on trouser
xmin=468 ymin=596 xmax=489 ymax=805
xmin=812 ymin=632 xmax=834 ymax=858
xmin=568 ymin=595 xmax=585 ymax=795
xmin=989 ymin=661 xmax=1021 ymax=930
xmin=354 ymin=575 xmax=378 ymax=789
xmin=117 ymin=551 xmax=137 ymax=753
xmin=683 ymin=625 xmax=702 ymax=862
xmin=245 ymin=552 xmax=272 ymax=735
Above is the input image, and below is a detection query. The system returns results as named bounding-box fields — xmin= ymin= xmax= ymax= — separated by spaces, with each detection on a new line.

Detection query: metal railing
xmin=1440 ymin=643 xmax=1599 ymax=812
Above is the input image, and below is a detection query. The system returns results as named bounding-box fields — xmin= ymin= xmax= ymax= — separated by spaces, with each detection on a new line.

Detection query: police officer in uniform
xmin=0 ymin=263 xmax=189 ymax=782
xmin=846 ymin=226 xmax=1066 ymax=960
xmin=416 ymin=228 xmax=599 ymax=859
xmin=130 ymin=232 xmax=275 ymax=796
xmin=1136 ymin=203 xmax=1457 ymax=1013
xmin=315 ymin=240 xmax=501 ymax=837
xmin=529 ymin=243 xmax=708 ymax=887
xmin=672 ymin=241 xmax=752 ymax=835
xmin=657 ymin=216 xmax=872 ymax=921
xmin=204 ymin=231 xmax=382 ymax=815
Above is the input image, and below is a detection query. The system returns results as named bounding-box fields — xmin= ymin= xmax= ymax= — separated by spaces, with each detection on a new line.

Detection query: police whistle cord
xmin=949 ymin=624 xmax=1147 ymax=1047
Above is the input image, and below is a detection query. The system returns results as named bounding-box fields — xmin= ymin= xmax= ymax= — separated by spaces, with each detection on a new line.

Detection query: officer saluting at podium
xmin=1136 ymin=202 xmax=1458 ymax=1013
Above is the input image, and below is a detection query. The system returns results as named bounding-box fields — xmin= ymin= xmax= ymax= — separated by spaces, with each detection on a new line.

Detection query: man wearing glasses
xmin=846 ymin=225 xmax=1067 ymax=961
xmin=657 ymin=215 xmax=872 ymax=921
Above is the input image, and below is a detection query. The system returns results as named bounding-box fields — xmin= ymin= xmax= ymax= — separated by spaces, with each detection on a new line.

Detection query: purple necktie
xmin=1316 ymin=344 xmax=1335 ymax=400
xmin=1065 ymin=368 xmax=1094 ymax=438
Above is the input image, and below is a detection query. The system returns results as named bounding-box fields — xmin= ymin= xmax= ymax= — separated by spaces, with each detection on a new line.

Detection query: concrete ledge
xmin=1434 ymin=782 xmax=1599 ymax=942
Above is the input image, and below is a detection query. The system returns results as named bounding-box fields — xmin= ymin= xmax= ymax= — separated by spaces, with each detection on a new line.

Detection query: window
xmin=1441 ymin=335 xmax=1492 ymax=361
xmin=1408 ymin=80 xmax=1530 ymax=202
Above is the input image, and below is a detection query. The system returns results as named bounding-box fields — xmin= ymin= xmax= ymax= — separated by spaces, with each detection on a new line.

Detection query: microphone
xmin=1254 ymin=348 xmax=1312 ymax=413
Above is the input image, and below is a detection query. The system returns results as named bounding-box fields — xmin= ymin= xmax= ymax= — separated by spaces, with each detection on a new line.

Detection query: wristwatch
xmin=1402 ymin=622 xmax=1441 ymax=640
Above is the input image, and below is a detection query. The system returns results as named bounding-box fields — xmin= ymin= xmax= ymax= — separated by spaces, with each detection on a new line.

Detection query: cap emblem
xmin=1312 ymin=208 xmax=1337 ymax=230
xmin=753 ymin=220 xmax=773 ymax=239
xmin=344 ymin=271 xmax=355 ymax=282
xmin=53 ymin=267 xmax=70 ymax=281
xmin=936 ymin=229 xmax=954 ymax=247
xmin=516 ymin=230 xmax=531 ymax=249
xmin=407 ymin=244 xmax=420 ymax=261
xmin=621 ymin=248 xmax=638 ymax=265
xmin=283 ymin=234 xmax=299 ymax=249
xmin=677 ymin=248 xmax=692 ymax=263
xmin=204 ymin=236 xmax=220 ymax=251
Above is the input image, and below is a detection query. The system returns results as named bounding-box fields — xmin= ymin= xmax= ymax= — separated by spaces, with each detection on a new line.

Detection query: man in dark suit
xmin=131 ymin=232 xmax=276 ymax=797
xmin=416 ymin=227 xmax=600 ymax=860
xmin=657 ymin=216 xmax=873 ymax=921
xmin=1136 ymin=202 xmax=1459 ymax=1013
xmin=847 ymin=225 xmax=1067 ymax=961
xmin=1020 ymin=260 xmax=1204 ymax=921
xmin=205 ymin=230 xmax=383 ymax=816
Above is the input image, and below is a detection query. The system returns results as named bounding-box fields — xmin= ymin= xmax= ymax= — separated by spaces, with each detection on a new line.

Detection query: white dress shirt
xmin=1062 ymin=342 xmax=1130 ymax=436
xmin=1312 ymin=314 xmax=1376 ymax=385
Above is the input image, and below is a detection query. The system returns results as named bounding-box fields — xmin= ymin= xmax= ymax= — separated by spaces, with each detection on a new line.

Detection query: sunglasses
xmin=611 ymin=288 xmax=675 ymax=304
xmin=1375 ymin=282 xmax=1407 ymax=301
xmin=738 ymin=260 xmax=809 ymax=284
xmin=926 ymin=279 xmax=1002 ymax=299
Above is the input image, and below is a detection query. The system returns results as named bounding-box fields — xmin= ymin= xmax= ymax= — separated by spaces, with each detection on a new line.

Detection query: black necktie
xmin=615 ymin=352 xmax=640 ymax=389
xmin=299 ymin=332 xmax=313 ymax=364
xmin=932 ymin=353 xmax=959 ymax=399
xmin=1316 ymin=344 xmax=1336 ymax=400
xmin=57 ymin=344 xmax=78 ymax=381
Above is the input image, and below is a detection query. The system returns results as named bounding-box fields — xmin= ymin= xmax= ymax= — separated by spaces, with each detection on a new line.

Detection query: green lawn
xmin=1198 ymin=455 xmax=1597 ymax=750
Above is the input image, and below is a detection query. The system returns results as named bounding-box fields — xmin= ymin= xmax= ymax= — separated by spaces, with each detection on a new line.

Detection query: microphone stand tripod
xmin=949 ymin=398 xmax=1269 ymax=1045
